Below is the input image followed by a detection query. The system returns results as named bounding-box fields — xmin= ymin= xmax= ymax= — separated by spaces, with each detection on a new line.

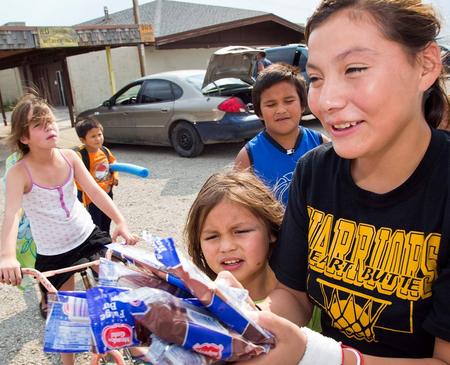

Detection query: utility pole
xmin=133 ymin=0 xmax=147 ymax=76
xmin=0 ymin=89 xmax=7 ymax=126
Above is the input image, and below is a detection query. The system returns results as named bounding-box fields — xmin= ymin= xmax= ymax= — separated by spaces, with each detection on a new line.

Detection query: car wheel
xmin=170 ymin=122 xmax=204 ymax=157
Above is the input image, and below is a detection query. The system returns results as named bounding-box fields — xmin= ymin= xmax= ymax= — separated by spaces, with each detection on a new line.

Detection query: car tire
xmin=170 ymin=122 xmax=204 ymax=157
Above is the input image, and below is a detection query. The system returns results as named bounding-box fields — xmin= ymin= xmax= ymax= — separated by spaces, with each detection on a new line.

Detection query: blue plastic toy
xmin=109 ymin=163 xmax=149 ymax=178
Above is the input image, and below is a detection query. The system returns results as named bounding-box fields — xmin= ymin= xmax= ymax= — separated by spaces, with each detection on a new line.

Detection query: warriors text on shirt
xmin=308 ymin=206 xmax=439 ymax=302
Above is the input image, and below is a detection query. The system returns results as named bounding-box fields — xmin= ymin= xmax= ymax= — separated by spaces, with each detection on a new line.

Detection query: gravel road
xmin=0 ymin=116 xmax=324 ymax=365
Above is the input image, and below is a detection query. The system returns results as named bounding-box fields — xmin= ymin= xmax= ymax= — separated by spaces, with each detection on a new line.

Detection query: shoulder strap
xmin=74 ymin=145 xmax=90 ymax=171
xmin=101 ymin=146 xmax=111 ymax=162
xmin=80 ymin=148 xmax=90 ymax=171
xmin=74 ymin=145 xmax=110 ymax=171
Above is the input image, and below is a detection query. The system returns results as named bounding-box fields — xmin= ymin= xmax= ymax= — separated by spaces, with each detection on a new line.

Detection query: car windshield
xmin=202 ymin=78 xmax=251 ymax=95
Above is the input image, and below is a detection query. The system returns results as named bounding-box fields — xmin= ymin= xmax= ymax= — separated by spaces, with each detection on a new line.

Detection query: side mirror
xmin=102 ymin=100 xmax=111 ymax=107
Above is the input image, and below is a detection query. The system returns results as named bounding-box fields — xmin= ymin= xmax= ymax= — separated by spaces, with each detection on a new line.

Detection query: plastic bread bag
xmin=86 ymin=286 xmax=148 ymax=353
xmin=114 ymin=287 xmax=270 ymax=362
xmin=98 ymin=257 xmax=188 ymax=298
xmin=145 ymin=334 xmax=221 ymax=365
xmin=44 ymin=291 xmax=92 ymax=353
xmin=105 ymin=242 xmax=190 ymax=294
xmin=151 ymin=236 xmax=274 ymax=345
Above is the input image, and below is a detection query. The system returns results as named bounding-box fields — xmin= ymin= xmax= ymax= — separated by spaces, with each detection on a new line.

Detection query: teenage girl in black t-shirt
xmin=231 ymin=1 xmax=450 ymax=364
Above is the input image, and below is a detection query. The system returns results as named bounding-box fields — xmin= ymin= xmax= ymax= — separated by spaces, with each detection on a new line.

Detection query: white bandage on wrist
xmin=298 ymin=327 xmax=342 ymax=365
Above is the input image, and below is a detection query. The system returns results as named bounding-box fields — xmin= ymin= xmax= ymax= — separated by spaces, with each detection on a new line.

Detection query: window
xmin=185 ymin=73 xmax=205 ymax=91
xmin=140 ymin=79 xmax=174 ymax=103
xmin=171 ymin=83 xmax=183 ymax=99
xmin=115 ymin=83 xmax=142 ymax=105
xmin=202 ymin=78 xmax=250 ymax=95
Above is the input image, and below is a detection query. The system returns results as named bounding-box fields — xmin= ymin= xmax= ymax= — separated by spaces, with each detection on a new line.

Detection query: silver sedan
xmin=76 ymin=70 xmax=263 ymax=157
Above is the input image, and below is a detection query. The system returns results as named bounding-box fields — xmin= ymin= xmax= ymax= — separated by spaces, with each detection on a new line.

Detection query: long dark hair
xmin=305 ymin=0 xmax=449 ymax=128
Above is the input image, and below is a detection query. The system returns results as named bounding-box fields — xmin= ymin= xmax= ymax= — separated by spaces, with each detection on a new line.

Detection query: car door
xmin=96 ymin=82 xmax=141 ymax=143
xmin=132 ymin=79 xmax=176 ymax=145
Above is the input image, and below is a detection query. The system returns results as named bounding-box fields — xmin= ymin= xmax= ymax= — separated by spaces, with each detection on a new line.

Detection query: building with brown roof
xmin=0 ymin=0 xmax=304 ymax=116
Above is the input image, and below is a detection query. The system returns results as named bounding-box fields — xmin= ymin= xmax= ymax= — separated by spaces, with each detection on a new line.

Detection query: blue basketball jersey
xmin=246 ymin=127 xmax=322 ymax=205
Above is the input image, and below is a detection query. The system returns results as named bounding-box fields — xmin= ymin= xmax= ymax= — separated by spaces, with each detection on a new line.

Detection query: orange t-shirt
xmin=76 ymin=146 xmax=118 ymax=206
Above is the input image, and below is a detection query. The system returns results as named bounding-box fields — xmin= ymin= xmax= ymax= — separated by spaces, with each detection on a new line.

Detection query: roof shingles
xmin=79 ymin=0 xmax=268 ymax=38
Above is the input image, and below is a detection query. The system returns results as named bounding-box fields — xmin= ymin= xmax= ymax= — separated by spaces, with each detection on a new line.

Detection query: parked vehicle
xmin=202 ymin=46 xmax=259 ymax=109
xmin=205 ymin=44 xmax=309 ymax=83
xmin=76 ymin=70 xmax=263 ymax=157
xmin=264 ymin=44 xmax=309 ymax=81
xmin=439 ymin=43 xmax=450 ymax=74
xmin=204 ymin=45 xmax=311 ymax=114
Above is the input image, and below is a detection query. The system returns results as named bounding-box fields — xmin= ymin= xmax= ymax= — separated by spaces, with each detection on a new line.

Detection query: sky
xmin=0 ymin=0 xmax=449 ymax=38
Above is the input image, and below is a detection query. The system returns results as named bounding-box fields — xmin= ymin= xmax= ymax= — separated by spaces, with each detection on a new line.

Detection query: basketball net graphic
xmin=318 ymin=278 xmax=391 ymax=342
xmin=273 ymin=172 xmax=293 ymax=202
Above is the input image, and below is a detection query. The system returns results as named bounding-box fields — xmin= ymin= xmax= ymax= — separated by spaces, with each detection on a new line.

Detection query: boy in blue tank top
xmin=235 ymin=63 xmax=328 ymax=332
xmin=235 ymin=63 xmax=329 ymax=206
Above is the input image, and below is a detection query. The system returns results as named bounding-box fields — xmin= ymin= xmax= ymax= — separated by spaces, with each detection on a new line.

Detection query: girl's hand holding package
xmin=111 ymin=222 xmax=139 ymax=245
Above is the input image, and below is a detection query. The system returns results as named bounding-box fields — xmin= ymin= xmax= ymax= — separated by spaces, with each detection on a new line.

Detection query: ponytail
xmin=425 ymin=77 xmax=449 ymax=129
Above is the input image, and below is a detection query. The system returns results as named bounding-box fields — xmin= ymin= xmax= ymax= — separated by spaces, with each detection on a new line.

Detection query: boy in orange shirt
xmin=75 ymin=117 xmax=118 ymax=234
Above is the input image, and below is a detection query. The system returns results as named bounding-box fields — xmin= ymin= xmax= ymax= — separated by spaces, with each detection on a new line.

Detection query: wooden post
xmin=0 ymin=88 xmax=7 ymax=126
xmin=105 ymin=46 xmax=116 ymax=94
xmin=62 ymin=58 xmax=75 ymax=127
xmin=133 ymin=0 xmax=147 ymax=76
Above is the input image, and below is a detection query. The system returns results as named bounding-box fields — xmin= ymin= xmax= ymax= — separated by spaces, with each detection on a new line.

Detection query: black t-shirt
xmin=270 ymin=128 xmax=450 ymax=358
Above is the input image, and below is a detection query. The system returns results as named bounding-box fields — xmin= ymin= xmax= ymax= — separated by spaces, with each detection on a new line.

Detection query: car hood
xmin=76 ymin=105 xmax=105 ymax=122
xmin=203 ymin=46 xmax=260 ymax=88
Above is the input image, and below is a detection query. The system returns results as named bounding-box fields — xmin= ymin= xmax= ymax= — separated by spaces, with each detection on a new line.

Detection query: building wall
xmin=67 ymin=47 xmax=141 ymax=114
xmin=0 ymin=46 xmax=225 ymax=114
xmin=68 ymin=46 xmax=220 ymax=113
xmin=0 ymin=68 xmax=23 ymax=105
xmin=144 ymin=46 xmax=220 ymax=74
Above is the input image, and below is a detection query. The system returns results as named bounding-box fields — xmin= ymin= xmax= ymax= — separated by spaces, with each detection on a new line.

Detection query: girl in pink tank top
xmin=0 ymin=94 xmax=138 ymax=365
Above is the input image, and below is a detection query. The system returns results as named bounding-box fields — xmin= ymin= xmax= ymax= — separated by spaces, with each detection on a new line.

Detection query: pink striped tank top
xmin=21 ymin=150 xmax=95 ymax=255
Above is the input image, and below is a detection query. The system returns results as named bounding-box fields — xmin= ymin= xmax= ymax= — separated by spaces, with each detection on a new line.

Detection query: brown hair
xmin=184 ymin=169 xmax=284 ymax=279
xmin=75 ymin=117 xmax=103 ymax=139
xmin=6 ymin=94 xmax=53 ymax=155
xmin=252 ymin=63 xmax=307 ymax=120
xmin=305 ymin=0 xmax=449 ymax=129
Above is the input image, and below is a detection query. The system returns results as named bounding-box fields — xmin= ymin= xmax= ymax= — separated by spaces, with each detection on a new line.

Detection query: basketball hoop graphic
xmin=273 ymin=172 xmax=293 ymax=203
xmin=318 ymin=278 xmax=391 ymax=342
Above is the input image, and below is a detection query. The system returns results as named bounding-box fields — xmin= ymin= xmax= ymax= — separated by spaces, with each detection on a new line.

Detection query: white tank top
xmin=21 ymin=151 xmax=95 ymax=255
